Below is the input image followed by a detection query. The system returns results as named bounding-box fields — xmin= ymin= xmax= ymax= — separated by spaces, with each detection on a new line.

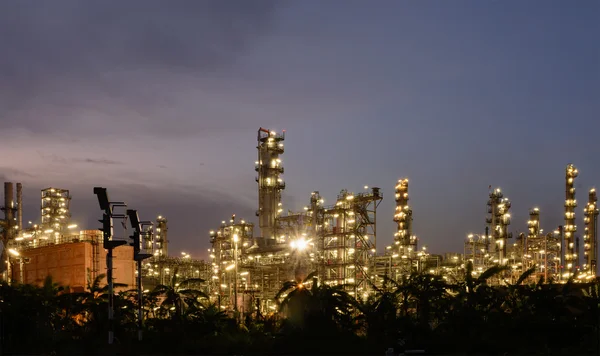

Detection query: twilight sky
xmin=0 ymin=0 xmax=598 ymax=259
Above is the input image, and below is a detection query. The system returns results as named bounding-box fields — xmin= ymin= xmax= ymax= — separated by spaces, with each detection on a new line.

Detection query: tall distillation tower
xmin=583 ymin=189 xmax=599 ymax=277
xmin=393 ymin=179 xmax=416 ymax=257
xmin=155 ymin=216 xmax=169 ymax=257
xmin=487 ymin=188 xmax=512 ymax=265
xmin=255 ymin=128 xmax=285 ymax=241
xmin=525 ymin=207 xmax=540 ymax=268
xmin=564 ymin=164 xmax=578 ymax=277
xmin=40 ymin=188 xmax=71 ymax=237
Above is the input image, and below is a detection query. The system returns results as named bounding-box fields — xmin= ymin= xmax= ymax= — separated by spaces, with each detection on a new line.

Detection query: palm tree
xmin=150 ymin=267 xmax=208 ymax=319
xmin=274 ymin=271 xmax=317 ymax=328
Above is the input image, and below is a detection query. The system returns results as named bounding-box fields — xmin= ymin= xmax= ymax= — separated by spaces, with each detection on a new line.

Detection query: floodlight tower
xmin=393 ymin=179 xmax=416 ymax=256
xmin=564 ymin=164 xmax=578 ymax=277
xmin=255 ymin=127 xmax=285 ymax=241
xmin=583 ymin=189 xmax=599 ymax=277
xmin=93 ymin=187 xmax=127 ymax=345
xmin=127 ymin=209 xmax=153 ymax=341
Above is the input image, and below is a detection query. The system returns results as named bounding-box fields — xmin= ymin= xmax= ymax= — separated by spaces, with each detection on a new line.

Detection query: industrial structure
xmin=205 ymin=129 xmax=599 ymax=316
xmin=521 ymin=208 xmax=562 ymax=281
xmin=0 ymin=183 xmax=207 ymax=292
xmin=564 ymin=164 xmax=579 ymax=278
xmin=583 ymin=189 xmax=599 ymax=278
xmin=0 ymin=127 xmax=597 ymax=319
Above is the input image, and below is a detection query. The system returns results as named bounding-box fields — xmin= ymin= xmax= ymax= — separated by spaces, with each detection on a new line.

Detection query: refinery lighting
xmin=6 ymin=127 xmax=600 ymax=320
xmin=290 ymin=238 xmax=309 ymax=251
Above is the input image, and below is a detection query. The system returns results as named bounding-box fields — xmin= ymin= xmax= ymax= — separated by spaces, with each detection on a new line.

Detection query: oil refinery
xmin=0 ymin=127 xmax=598 ymax=317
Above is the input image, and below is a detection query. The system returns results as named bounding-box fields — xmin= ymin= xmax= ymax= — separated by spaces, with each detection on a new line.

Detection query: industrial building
xmin=0 ymin=183 xmax=208 ymax=292
xmin=0 ymin=127 xmax=598 ymax=317
xmin=206 ymin=128 xmax=599 ymax=316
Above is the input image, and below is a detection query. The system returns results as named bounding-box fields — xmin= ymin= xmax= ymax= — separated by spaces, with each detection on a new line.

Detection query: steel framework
xmin=320 ymin=188 xmax=381 ymax=298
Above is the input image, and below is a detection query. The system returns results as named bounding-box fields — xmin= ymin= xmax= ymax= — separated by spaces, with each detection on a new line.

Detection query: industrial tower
xmin=155 ymin=216 xmax=169 ymax=257
xmin=1 ymin=182 xmax=22 ymax=275
xmin=583 ymin=189 xmax=599 ymax=278
xmin=564 ymin=164 xmax=578 ymax=277
xmin=40 ymin=188 xmax=71 ymax=233
xmin=209 ymin=215 xmax=255 ymax=310
xmin=487 ymin=188 xmax=512 ymax=265
xmin=524 ymin=208 xmax=540 ymax=274
xmin=321 ymin=187 xmax=381 ymax=298
xmin=256 ymin=128 xmax=285 ymax=241
xmin=522 ymin=208 xmax=562 ymax=280
xmin=394 ymin=179 xmax=416 ymax=257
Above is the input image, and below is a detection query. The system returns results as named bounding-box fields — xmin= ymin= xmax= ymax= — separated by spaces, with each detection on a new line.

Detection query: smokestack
xmin=4 ymin=182 xmax=14 ymax=224
xmin=16 ymin=183 xmax=22 ymax=231
xmin=2 ymin=182 xmax=15 ymax=244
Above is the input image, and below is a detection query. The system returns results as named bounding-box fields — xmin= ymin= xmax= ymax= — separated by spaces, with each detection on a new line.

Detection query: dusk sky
xmin=0 ymin=1 xmax=598 ymax=259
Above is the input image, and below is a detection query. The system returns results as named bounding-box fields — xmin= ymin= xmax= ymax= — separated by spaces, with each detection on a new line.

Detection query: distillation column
xmin=255 ymin=128 xmax=285 ymax=241
xmin=3 ymin=182 xmax=15 ymax=231
xmin=155 ymin=216 xmax=169 ymax=257
xmin=393 ymin=179 xmax=416 ymax=257
xmin=523 ymin=208 xmax=540 ymax=268
xmin=583 ymin=189 xmax=599 ymax=277
xmin=525 ymin=208 xmax=540 ymax=270
xmin=564 ymin=164 xmax=578 ymax=277
xmin=487 ymin=188 xmax=511 ymax=265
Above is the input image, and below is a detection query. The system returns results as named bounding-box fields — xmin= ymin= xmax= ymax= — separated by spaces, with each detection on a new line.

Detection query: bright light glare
xmin=290 ymin=238 xmax=309 ymax=251
xmin=67 ymin=224 xmax=78 ymax=229
xmin=8 ymin=249 xmax=19 ymax=257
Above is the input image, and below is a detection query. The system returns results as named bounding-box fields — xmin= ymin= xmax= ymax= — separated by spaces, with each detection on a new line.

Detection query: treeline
xmin=0 ymin=264 xmax=598 ymax=355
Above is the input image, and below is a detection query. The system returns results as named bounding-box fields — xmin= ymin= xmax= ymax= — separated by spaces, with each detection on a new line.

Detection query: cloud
xmin=36 ymin=152 xmax=122 ymax=165
xmin=0 ymin=168 xmax=38 ymax=179
xmin=0 ymin=0 xmax=281 ymax=136
xmin=75 ymin=158 xmax=122 ymax=165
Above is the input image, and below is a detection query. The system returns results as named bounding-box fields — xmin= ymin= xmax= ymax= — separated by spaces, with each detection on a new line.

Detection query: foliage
xmin=0 ymin=266 xmax=599 ymax=355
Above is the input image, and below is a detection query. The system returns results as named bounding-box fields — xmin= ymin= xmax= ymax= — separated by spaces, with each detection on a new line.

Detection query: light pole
xmin=94 ymin=187 xmax=127 ymax=345
xmin=126 ymin=209 xmax=153 ymax=342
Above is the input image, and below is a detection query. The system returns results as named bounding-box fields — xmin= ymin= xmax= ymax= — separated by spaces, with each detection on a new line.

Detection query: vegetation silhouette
xmin=0 ymin=263 xmax=599 ymax=355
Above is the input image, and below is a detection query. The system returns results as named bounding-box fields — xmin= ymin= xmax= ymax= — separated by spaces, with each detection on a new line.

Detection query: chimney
xmin=16 ymin=183 xmax=22 ymax=231
xmin=3 ymin=182 xmax=14 ymax=242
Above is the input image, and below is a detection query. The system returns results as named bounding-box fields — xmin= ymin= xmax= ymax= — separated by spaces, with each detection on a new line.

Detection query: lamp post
xmin=94 ymin=187 xmax=127 ymax=345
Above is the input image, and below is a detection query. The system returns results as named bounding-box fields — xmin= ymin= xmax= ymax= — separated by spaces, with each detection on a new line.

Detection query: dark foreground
xmin=2 ymin=267 xmax=600 ymax=355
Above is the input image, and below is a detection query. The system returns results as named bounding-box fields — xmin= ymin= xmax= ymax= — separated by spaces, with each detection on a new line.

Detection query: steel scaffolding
xmin=320 ymin=187 xmax=381 ymax=298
